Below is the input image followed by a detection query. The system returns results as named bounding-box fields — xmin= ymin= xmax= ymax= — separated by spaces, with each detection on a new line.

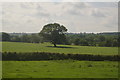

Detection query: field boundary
xmin=1 ymin=78 xmax=119 ymax=80
xmin=2 ymin=52 xmax=120 ymax=61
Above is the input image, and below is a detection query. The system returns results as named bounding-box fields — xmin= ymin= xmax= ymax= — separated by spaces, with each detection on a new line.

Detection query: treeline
xmin=1 ymin=32 xmax=43 ymax=43
xmin=2 ymin=52 xmax=120 ymax=61
xmin=1 ymin=32 xmax=120 ymax=47
xmin=66 ymin=33 xmax=120 ymax=47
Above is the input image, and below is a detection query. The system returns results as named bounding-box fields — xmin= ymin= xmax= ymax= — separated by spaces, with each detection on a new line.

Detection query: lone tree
xmin=39 ymin=23 xmax=67 ymax=47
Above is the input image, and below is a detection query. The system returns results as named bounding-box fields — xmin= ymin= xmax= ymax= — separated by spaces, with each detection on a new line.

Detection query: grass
xmin=2 ymin=42 xmax=119 ymax=78
xmin=2 ymin=42 xmax=118 ymax=55
xmin=2 ymin=60 xmax=118 ymax=78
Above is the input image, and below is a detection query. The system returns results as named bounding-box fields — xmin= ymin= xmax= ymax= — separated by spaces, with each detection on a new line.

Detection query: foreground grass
xmin=2 ymin=60 xmax=118 ymax=78
xmin=2 ymin=42 xmax=118 ymax=55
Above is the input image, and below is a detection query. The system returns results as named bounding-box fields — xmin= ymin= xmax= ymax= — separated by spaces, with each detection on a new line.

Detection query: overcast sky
xmin=2 ymin=2 xmax=118 ymax=33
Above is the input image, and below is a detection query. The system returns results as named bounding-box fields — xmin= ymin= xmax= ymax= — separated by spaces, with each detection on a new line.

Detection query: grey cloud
xmin=68 ymin=9 xmax=82 ymax=15
xmin=35 ymin=11 xmax=50 ymax=18
xmin=63 ymin=3 xmax=89 ymax=15
xmin=66 ymin=2 xmax=114 ymax=18
xmin=2 ymin=2 xmax=118 ymax=33
xmin=92 ymin=10 xmax=106 ymax=17
xmin=73 ymin=2 xmax=91 ymax=8
xmin=20 ymin=3 xmax=42 ymax=9
xmin=105 ymin=18 xmax=117 ymax=28
xmin=92 ymin=2 xmax=118 ymax=8
xmin=19 ymin=3 xmax=50 ymax=18
xmin=20 ymin=3 xmax=31 ymax=9
xmin=62 ymin=3 xmax=95 ymax=16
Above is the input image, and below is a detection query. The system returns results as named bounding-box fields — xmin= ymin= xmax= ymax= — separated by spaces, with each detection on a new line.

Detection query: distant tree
xmin=99 ymin=35 xmax=105 ymax=42
xmin=21 ymin=35 xmax=30 ymax=42
xmin=2 ymin=32 xmax=10 ymax=41
xmin=112 ymin=39 xmax=118 ymax=47
xmin=39 ymin=23 xmax=67 ymax=47
xmin=30 ymin=34 xmax=42 ymax=43
xmin=0 ymin=33 xmax=2 ymax=41
xmin=80 ymin=39 xmax=89 ymax=46
xmin=74 ymin=38 xmax=80 ymax=45
xmin=11 ymin=36 xmax=21 ymax=42
xmin=98 ymin=41 xmax=106 ymax=47
xmin=118 ymin=36 xmax=120 ymax=47
xmin=105 ymin=40 xmax=112 ymax=47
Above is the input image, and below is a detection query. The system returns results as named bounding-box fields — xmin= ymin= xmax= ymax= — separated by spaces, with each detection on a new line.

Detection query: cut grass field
xmin=2 ymin=42 xmax=118 ymax=55
xmin=3 ymin=60 xmax=118 ymax=78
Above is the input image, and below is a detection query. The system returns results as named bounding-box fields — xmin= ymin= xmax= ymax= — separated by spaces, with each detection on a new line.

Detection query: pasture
xmin=2 ymin=42 xmax=118 ymax=55
xmin=3 ymin=60 xmax=118 ymax=78
xmin=2 ymin=42 xmax=119 ymax=78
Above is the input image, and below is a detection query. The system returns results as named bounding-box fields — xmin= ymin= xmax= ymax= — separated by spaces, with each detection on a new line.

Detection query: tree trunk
xmin=53 ymin=43 xmax=57 ymax=47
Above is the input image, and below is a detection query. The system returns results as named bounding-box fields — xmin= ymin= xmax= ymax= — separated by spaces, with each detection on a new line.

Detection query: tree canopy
xmin=2 ymin=32 xmax=11 ymax=41
xmin=39 ymin=23 xmax=68 ymax=47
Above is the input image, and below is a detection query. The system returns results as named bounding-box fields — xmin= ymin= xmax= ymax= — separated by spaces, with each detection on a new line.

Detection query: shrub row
xmin=2 ymin=52 xmax=120 ymax=61
xmin=1 ymin=78 xmax=118 ymax=80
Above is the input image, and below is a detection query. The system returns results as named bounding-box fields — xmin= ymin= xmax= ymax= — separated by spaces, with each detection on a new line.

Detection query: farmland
xmin=3 ymin=61 xmax=118 ymax=78
xmin=2 ymin=42 xmax=118 ymax=55
xmin=1 ymin=2 xmax=119 ymax=79
xmin=2 ymin=42 xmax=119 ymax=78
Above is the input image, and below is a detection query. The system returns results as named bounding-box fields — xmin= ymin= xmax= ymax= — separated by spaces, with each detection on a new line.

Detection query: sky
xmin=1 ymin=1 xmax=118 ymax=33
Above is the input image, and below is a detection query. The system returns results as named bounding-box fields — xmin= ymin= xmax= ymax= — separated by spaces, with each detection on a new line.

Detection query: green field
xmin=2 ymin=42 xmax=118 ymax=55
xmin=2 ymin=42 xmax=119 ymax=78
xmin=3 ymin=60 xmax=118 ymax=78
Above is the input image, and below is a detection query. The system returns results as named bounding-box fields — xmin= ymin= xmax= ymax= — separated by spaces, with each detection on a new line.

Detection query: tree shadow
xmin=46 ymin=46 xmax=76 ymax=49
